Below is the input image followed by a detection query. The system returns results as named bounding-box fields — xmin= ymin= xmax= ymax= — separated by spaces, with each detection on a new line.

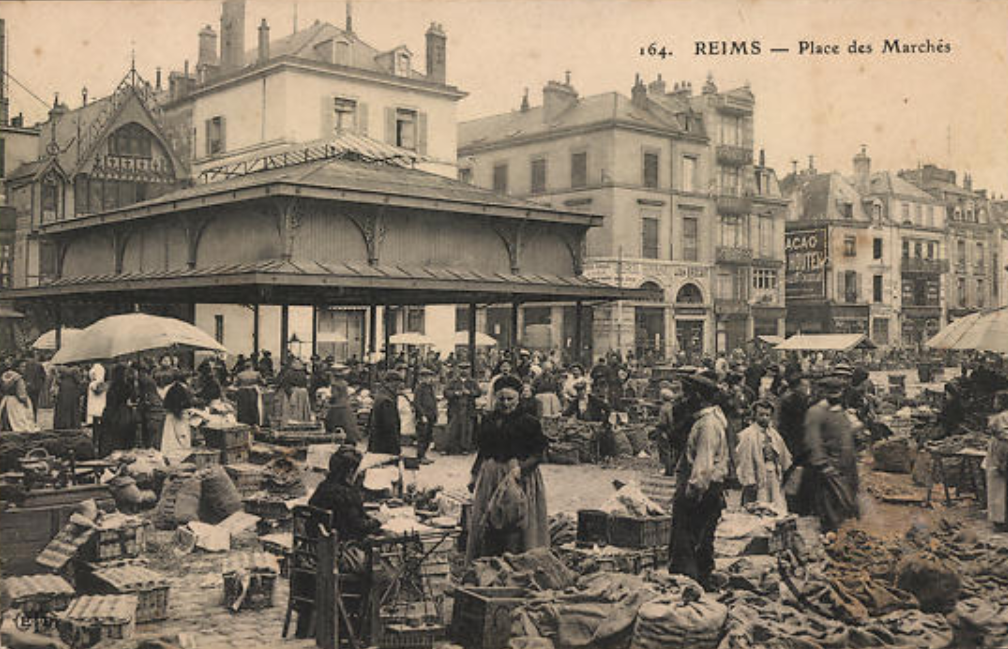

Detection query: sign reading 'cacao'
xmin=785 ymin=227 xmax=828 ymax=300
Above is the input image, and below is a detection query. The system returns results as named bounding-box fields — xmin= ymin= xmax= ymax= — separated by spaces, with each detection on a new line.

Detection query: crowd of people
xmin=5 ymin=340 xmax=1008 ymax=592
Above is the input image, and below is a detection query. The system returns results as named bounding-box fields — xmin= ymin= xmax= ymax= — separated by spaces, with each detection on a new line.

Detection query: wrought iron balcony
xmin=716 ymin=194 xmax=752 ymax=216
xmin=901 ymin=257 xmax=949 ymax=274
xmin=716 ymin=246 xmax=754 ymax=265
xmin=716 ymin=145 xmax=754 ymax=167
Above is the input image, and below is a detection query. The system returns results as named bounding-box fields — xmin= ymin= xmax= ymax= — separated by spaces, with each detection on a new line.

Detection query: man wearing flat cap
xmin=794 ymin=375 xmax=859 ymax=531
xmin=368 ymin=370 xmax=404 ymax=455
xmin=670 ymin=372 xmax=729 ymax=590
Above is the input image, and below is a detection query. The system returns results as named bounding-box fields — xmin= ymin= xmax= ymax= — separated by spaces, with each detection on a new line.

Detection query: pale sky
xmin=4 ymin=0 xmax=1008 ymax=194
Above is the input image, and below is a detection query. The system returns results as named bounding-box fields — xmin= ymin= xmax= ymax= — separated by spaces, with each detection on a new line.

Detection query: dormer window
xmin=335 ymin=40 xmax=350 ymax=66
xmin=395 ymin=51 xmax=411 ymax=76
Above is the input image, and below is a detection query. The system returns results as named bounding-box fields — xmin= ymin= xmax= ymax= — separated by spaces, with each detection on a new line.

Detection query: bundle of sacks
xmin=153 ymin=465 xmax=243 ymax=529
xmin=631 ymin=574 xmax=726 ymax=649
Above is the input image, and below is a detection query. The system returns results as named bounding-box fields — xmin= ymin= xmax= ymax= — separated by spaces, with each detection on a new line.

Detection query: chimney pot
xmin=425 ymin=19 xmax=447 ymax=83
xmin=257 ymin=18 xmax=270 ymax=63
xmin=220 ymin=0 xmax=246 ymax=73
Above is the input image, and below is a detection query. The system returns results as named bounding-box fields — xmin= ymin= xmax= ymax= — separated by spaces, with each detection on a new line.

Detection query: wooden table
xmin=925 ymin=447 xmax=986 ymax=507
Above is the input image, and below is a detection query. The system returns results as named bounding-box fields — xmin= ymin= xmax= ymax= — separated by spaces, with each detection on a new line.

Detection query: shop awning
xmin=757 ymin=335 xmax=785 ymax=346
xmin=8 ymin=258 xmax=657 ymax=307
xmin=775 ymin=333 xmax=877 ymax=352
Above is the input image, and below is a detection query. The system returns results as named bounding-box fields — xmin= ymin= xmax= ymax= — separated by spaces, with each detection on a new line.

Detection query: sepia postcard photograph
xmin=0 ymin=0 xmax=1007 ymax=647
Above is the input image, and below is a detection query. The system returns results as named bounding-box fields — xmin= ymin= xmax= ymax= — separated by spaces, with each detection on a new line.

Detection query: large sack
xmin=895 ymin=552 xmax=961 ymax=613
xmin=488 ymin=473 xmax=528 ymax=531
xmin=631 ymin=587 xmax=727 ymax=649
xmin=173 ymin=475 xmax=203 ymax=525
xmin=612 ymin=430 xmax=633 ymax=457
xmin=947 ymin=597 xmax=1008 ymax=648
xmin=625 ymin=427 xmax=650 ymax=455
xmin=872 ymin=436 xmax=916 ymax=473
xmin=199 ymin=465 xmax=243 ymax=524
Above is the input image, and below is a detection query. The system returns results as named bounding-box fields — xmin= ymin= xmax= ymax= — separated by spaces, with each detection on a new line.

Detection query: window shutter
xmin=219 ymin=117 xmax=227 ymax=153
xmin=385 ymin=107 xmax=397 ymax=145
xmin=204 ymin=119 xmax=212 ymax=156
xmin=836 ymin=272 xmax=843 ymax=301
xmin=357 ymin=102 xmax=369 ymax=136
xmin=855 ymin=272 xmax=861 ymax=302
xmin=418 ymin=111 xmax=428 ymax=155
xmin=321 ymin=96 xmax=335 ymax=138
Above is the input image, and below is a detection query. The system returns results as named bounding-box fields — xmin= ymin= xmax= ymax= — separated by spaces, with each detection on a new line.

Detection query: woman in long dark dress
xmin=466 ymin=375 xmax=549 ymax=563
xmin=99 ymin=364 xmax=138 ymax=457
xmin=324 ymin=374 xmax=361 ymax=444
xmin=53 ymin=366 xmax=85 ymax=430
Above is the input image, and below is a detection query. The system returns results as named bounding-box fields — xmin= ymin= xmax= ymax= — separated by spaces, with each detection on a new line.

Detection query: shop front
xmin=901 ymin=307 xmax=942 ymax=349
xmin=752 ymin=306 xmax=785 ymax=337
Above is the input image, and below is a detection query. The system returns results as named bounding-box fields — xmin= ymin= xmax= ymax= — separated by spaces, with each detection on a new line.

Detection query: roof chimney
xmin=520 ymin=88 xmax=530 ymax=112
xmin=81 ymin=86 xmax=88 ymax=107
xmin=759 ymin=149 xmax=765 ymax=167
xmin=425 ymin=22 xmax=446 ymax=84
xmin=853 ymin=145 xmax=870 ymax=192
xmin=647 ymin=73 xmax=666 ymax=96
xmin=346 ymin=1 xmax=353 ymax=33
xmin=543 ymin=73 xmax=577 ymax=122
xmin=631 ymin=73 xmax=647 ymax=108
xmin=964 ymin=172 xmax=973 ymax=191
xmin=198 ymin=24 xmax=218 ymax=67
xmin=220 ymin=0 xmax=246 ymax=73
xmin=702 ymin=72 xmax=717 ymax=95
xmin=258 ymin=18 xmax=270 ymax=63
xmin=808 ymin=154 xmax=816 ymax=174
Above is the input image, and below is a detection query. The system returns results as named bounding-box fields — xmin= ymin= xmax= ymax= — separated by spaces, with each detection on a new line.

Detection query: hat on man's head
xmin=818 ymin=376 xmax=846 ymax=395
xmin=682 ymin=372 xmax=720 ymax=399
xmin=519 ymin=349 xmax=531 ymax=358
xmin=457 ymin=360 xmax=471 ymax=369
xmin=833 ymin=363 xmax=854 ymax=378
xmin=384 ymin=370 xmax=405 ymax=383
xmin=331 ymin=363 xmax=351 ymax=376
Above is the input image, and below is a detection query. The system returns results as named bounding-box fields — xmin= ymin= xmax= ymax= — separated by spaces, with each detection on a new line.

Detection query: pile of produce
xmin=541 ymin=417 xmax=603 ymax=465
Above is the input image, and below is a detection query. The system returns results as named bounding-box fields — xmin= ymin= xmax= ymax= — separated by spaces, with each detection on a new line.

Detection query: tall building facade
xmin=900 ymin=164 xmax=999 ymax=320
xmin=458 ymin=73 xmax=786 ymax=360
xmin=783 ymin=149 xmax=949 ymax=348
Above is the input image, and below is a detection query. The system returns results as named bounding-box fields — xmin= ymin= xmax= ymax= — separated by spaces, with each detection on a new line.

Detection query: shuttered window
xmin=641 ymin=215 xmax=659 ymax=259
xmin=531 ymin=158 xmax=547 ymax=194
xmin=205 ymin=116 xmax=225 ymax=155
xmin=570 ymin=152 xmax=587 ymax=188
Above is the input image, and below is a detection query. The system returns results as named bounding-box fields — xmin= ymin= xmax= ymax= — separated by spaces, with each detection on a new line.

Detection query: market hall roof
xmin=7 ymin=258 xmax=654 ymax=306
xmin=36 ymin=145 xmax=603 ymax=236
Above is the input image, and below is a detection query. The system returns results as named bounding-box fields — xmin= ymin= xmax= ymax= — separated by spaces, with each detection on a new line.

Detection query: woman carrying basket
xmin=466 ymin=375 xmax=550 ymax=563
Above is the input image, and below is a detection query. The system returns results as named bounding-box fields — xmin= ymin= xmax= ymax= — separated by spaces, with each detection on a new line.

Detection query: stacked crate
xmin=202 ymin=423 xmax=252 ymax=465
xmin=81 ymin=515 xmax=148 ymax=563
xmin=85 ymin=560 xmax=170 ymax=624
xmin=224 ymin=463 xmax=266 ymax=497
xmin=2 ymin=574 xmax=76 ymax=620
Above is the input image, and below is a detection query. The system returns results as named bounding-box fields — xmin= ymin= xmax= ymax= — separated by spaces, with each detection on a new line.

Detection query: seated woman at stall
xmin=0 ymin=360 xmax=38 ymax=432
xmin=160 ymin=371 xmax=196 ymax=465
xmin=563 ymin=379 xmax=610 ymax=422
xmin=308 ymin=445 xmax=382 ymax=540
xmin=466 ymin=375 xmax=549 ymax=563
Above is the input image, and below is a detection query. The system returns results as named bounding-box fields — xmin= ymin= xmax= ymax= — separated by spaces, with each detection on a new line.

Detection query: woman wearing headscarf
xmin=100 ymin=363 xmax=139 ymax=456
xmin=161 ymin=371 xmax=195 ymax=465
xmin=466 ymin=375 xmax=549 ymax=563
xmin=86 ymin=363 xmax=108 ymax=430
xmin=0 ymin=360 xmax=38 ymax=432
xmin=53 ymin=365 xmax=85 ymax=430
xmin=273 ymin=359 xmax=313 ymax=426
xmin=324 ymin=370 xmax=361 ymax=445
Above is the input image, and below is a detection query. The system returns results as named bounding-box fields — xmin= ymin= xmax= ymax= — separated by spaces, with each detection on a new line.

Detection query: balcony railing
xmin=716 ymin=246 xmax=753 ymax=265
xmin=716 ymin=145 xmax=754 ymax=167
xmin=901 ymin=257 xmax=949 ymax=274
xmin=716 ymin=194 xmax=752 ymax=216
xmin=714 ymin=299 xmax=749 ymax=316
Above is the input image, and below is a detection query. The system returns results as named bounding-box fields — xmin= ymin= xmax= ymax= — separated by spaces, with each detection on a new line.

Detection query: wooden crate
xmin=449 ymin=587 xmax=526 ymax=649
xmin=86 ymin=560 xmax=170 ymax=624
xmin=608 ymin=515 xmax=672 ymax=549
xmin=186 ymin=449 xmax=220 ymax=470
xmin=202 ymin=424 xmax=252 ymax=450
xmin=224 ymin=463 xmax=265 ymax=497
xmin=218 ymin=445 xmax=250 ymax=466
xmin=81 ymin=517 xmax=148 ymax=563
xmin=222 ymin=552 xmax=279 ymax=612
xmin=2 ymin=574 xmax=75 ymax=616
xmin=576 ymin=509 xmax=610 ymax=546
xmin=57 ymin=594 xmax=136 ymax=648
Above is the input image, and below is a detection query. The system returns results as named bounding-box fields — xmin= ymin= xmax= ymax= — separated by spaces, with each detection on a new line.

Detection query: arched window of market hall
xmin=74 ymin=122 xmax=178 ymax=216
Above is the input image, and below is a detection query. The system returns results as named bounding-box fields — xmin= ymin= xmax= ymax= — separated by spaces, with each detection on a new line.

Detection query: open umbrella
xmin=451 ymin=331 xmax=498 ymax=347
xmin=925 ymin=312 xmax=983 ymax=350
xmin=32 ymin=327 xmax=84 ymax=351
xmin=389 ymin=332 xmax=434 ymax=346
xmin=51 ymin=313 xmax=227 ymax=364
xmin=926 ymin=307 xmax=1008 ymax=353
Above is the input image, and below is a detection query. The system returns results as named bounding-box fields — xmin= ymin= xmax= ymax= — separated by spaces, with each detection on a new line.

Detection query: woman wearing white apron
xmin=160 ymin=375 xmax=195 ymax=465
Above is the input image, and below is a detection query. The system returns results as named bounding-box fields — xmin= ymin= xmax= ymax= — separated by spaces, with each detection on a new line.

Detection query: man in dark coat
xmin=445 ymin=362 xmax=480 ymax=453
xmin=368 ymin=371 xmax=403 ymax=455
xmin=414 ymin=368 xmax=438 ymax=463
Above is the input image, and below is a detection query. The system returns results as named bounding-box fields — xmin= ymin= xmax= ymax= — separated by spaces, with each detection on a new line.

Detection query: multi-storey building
xmin=5 ymin=1 xmax=631 ymax=362
xmin=782 ymin=148 xmax=947 ymax=348
xmin=993 ymin=199 xmax=1008 ymax=309
xmin=458 ymin=73 xmax=786 ymax=360
xmin=900 ymin=164 xmax=998 ymax=320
